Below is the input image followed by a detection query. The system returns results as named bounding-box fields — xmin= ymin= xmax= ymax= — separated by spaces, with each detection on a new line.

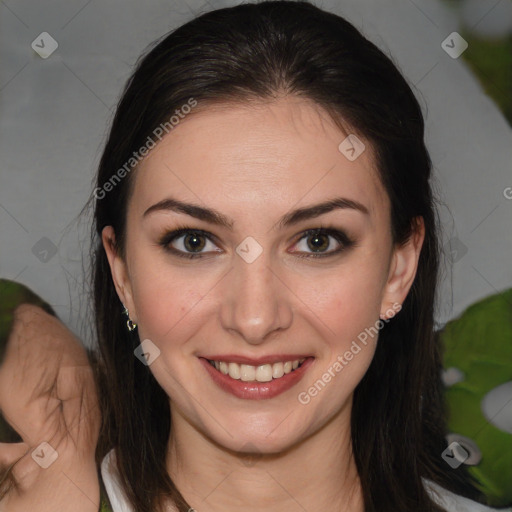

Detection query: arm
xmin=0 ymin=302 xmax=101 ymax=511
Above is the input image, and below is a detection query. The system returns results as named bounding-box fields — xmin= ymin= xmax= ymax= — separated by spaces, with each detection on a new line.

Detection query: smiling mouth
xmin=207 ymin=358 xmax=307 ymax=383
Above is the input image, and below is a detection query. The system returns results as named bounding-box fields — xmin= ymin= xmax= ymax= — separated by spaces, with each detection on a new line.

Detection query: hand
xmin=0 ymin=304 xmax=101 ymax=511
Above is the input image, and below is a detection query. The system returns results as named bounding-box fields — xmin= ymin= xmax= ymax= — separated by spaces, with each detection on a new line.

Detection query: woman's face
xmin=103 ymin=96 xmax=423 ymax=454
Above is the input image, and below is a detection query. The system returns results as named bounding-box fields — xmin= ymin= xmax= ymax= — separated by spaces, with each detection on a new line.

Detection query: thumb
xmin=0 ymin=442 xmax=29 ymax=469
xmin=0 ymin=441 xmax=38 ymax=498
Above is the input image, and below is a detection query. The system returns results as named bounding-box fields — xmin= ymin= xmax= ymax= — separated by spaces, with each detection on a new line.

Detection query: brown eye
xmin=306 ymin=232 xmax=330 ymax=252
xmin=182 ymin=232 xmax=206 ymax=252
xmin=159 ymin=228 xmax=221 ymax=259
xmin=292 ymin=228 xmax=355 ymax=258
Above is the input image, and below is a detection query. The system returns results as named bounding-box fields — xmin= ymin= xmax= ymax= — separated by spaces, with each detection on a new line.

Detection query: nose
xmin=219 ymin=250 xmax=293 ymax=345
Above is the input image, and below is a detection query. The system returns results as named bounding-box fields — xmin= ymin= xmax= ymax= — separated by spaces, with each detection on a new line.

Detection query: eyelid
xmin=158 ymin=227 xmax=222 ymax=259
xmin=158 ymin=225 xmax=355 ymax=259
xmin=290 ymin=227 xmax=355 ymax=258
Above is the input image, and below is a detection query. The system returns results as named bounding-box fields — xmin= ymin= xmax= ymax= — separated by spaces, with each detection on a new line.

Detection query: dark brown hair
xmin=89 ymin=1 xmax=484 ymax=510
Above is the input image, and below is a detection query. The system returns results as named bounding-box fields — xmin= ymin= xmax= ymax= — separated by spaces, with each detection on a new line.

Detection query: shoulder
xmin=424 ymin=480 xmax=512 ymax=512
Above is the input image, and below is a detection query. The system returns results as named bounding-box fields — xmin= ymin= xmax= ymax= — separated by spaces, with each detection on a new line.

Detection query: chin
xmin=203 ymin=411 xmax=313 ymax=455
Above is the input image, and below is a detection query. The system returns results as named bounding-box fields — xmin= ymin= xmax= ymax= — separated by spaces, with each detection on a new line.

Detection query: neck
xmin=165 ymin=399 xmax=364 ymax=512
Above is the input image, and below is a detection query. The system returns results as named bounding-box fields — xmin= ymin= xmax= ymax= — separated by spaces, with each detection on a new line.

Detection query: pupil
xmin=182 ymin=233 xmax=329 ymax=253
xmin=185 ymin=232 xmax=205 ymax=252
xmin=308 ymin=234 xmax=328 ymax=252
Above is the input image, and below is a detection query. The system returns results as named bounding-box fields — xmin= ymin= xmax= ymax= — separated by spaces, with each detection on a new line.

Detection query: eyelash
xmin=158 ymin=224 xmax=356 ymax=260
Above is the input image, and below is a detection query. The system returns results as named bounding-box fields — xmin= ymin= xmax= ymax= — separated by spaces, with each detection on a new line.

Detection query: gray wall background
xmin=1 ymin=0 xmax=511 ymax=346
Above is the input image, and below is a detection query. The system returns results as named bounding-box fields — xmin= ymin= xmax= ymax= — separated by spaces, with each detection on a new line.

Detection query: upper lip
xmin=201 ymin=354 xmax=312 ymax=365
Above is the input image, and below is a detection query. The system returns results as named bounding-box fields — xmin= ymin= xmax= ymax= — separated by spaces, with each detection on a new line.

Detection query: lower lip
xmin=199 ymin=357 xmax=314 ymax=400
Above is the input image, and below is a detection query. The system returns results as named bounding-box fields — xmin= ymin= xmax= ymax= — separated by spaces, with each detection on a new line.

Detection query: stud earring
xmin=123 ymin=305 xmax=137 ymax=331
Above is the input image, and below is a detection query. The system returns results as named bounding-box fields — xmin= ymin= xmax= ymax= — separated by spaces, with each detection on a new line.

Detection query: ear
xmin=380 ymin=217 xmax=425 ymax=319
xmin=102 ymin=226 xmax=138 ymax=322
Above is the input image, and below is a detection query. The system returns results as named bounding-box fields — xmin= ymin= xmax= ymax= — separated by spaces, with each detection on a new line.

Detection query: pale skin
xmin=103 ymin=95 xmax=425 ymax=512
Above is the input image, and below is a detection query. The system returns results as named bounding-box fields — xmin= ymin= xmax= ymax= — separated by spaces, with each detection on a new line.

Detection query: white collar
xmin=101 ymin=448 xmax=134 ymax=512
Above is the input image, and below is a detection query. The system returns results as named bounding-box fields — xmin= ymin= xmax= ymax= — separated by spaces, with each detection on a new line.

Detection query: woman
xmin=92 ymin=1 xmax=509 ymax=510
xmin=0 ymin=1 xmax=508 ymax=511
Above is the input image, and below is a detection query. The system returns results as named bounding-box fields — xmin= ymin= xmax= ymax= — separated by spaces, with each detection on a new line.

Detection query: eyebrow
xmin=143 ymin=196 xmax=369 ymax=229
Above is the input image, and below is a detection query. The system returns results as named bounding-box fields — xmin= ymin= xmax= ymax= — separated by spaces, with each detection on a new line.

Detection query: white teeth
xmin=210 ymin=358 xmax=305 ymax=382
xmin=240 ymin=364 xmax=256 ymax=381
xmin=272 ymin=362 xmax=284 ymax=379
xmin=228 ymin=362 xmax=241 ymax=380
xmin=256 ymin=364 xmax=273 ymax=382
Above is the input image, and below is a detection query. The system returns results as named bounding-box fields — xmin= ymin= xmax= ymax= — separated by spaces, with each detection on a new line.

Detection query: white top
xmin=101 ymin=449 xmax=512 ymax=512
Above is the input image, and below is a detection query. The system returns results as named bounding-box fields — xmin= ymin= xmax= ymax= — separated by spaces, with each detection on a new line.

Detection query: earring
xmin=127 ymin=318 xmax=137 ymax=332
xmin=123 ymin=305 xmax=137 ymax=332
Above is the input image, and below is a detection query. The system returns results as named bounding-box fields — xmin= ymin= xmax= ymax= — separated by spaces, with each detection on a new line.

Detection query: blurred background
xmin=0 ymin=0 xmax=511 ymax=344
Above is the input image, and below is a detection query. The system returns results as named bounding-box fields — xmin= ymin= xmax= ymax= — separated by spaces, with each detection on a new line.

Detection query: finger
xmin=0 ymin=305 xmax=74 ymax=442
xmin=57 ymin=365 xmax=101 ymax=456
xmin=0 ymin=442 xmax=31 ymax=500
xmin=0 ymin=442 xmax=28 ymax=469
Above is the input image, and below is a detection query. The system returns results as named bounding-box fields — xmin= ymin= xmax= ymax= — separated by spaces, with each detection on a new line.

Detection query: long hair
xmin=89 ymin=2 xmax=484 ymax=510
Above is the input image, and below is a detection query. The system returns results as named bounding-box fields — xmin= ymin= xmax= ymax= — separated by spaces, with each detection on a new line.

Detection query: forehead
xmin=130 ymin=96 xmax=388 ymax=223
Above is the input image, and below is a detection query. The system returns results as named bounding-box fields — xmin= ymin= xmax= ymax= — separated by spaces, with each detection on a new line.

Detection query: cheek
xmin=298 ymin=260 xmax=386 ymax=343
xmin=128 ymin=233 xmax=389 ymax=352
xmin=128 ymin=252 xmax=206 ymax=342
xmin=295 ymin=268 xmax=384 ymax=409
